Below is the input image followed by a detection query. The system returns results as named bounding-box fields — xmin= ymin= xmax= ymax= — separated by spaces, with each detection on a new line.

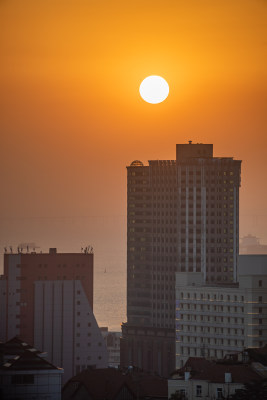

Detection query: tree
xmin=229 ymin=380 xmax=267 ymax=400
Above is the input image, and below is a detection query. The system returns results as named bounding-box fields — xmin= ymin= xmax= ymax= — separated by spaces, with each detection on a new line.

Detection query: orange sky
xmin=0 ymin=0 xmax=267 ymax=277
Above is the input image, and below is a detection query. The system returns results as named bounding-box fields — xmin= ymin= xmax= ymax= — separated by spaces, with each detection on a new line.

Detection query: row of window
xmin=178 ymin=315 xmax=243 ymax=326
xmin=34 ymin=276 xmax=86 ymax=280
xmin=180 ymin=336 xmax=245 ymax=345
xmin=36 ymin=263 xmax=86 ymax=268
xmin=180 ymin=292 xmax=267 ymax=301
xmin=76 ymin=342 xmax=102 ymax=347
xmin=180 ymin=303 xmax=244 ymax=312
xmin=130 ymin=168 xmax=235 ymax=176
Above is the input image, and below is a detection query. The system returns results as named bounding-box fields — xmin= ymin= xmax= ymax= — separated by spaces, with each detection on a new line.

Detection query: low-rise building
xmin=168 ymin=357 xmax=264 ymax=400
xmin=0 ymin=337 xmax=63 ymax=400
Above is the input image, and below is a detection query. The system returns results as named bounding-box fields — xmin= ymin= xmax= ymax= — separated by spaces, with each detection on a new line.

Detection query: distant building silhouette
xmin=100 ymin=327 xmax=121 ymax=367
xmin=240 ymin=234 xmax=267 ymax=254
xmin=0 ymin=248 xmax=108 ymax=383
xmin=121 ymin=142 xmax=241 ymax=376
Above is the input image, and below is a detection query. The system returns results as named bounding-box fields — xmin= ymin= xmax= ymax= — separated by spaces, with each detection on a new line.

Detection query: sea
xmin=93 ymin=265 xmax=126 ymax=332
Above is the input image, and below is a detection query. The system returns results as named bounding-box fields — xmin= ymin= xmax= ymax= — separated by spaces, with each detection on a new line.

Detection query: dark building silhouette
xmin=240 ymin=234 xmax=267 ymax=254
xmin=121 ymin=142 xmax=242 ymax=376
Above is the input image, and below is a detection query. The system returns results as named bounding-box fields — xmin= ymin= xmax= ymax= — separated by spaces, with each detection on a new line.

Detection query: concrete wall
xmin=34 ymin=280 xmax=108 ymax=383
xmin=6 ymin=254 xmax=21 ymax=339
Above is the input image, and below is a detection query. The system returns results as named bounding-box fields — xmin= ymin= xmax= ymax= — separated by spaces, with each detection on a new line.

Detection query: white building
xmin=168 ymin=357 xmax=263 ymax=400
xmin=34 ymin=280 xmax=108 ymax=381
xmin=175 ymin=255 xmax=267 ymax=368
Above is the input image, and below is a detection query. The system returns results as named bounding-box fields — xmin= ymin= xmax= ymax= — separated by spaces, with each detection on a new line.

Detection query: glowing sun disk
xmin=139 ymin=76 xmax=169 ymax=104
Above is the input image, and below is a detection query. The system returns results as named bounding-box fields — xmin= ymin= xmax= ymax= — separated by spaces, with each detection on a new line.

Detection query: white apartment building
xmin=175 ymin=255 xmax=267 ymax=368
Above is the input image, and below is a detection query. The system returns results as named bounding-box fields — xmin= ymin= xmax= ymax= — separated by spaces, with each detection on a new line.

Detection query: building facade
xmin=0 ymin=248 xmax=108 ymax=383
xmin=121 ymin=142 xmax=241 ymax=376
xmin=175 ymin=255 xmax=267 ymax=368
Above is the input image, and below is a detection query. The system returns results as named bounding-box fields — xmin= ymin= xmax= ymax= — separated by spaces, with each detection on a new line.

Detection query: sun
xmin=139 ymin=75 xmax=169 ymax=104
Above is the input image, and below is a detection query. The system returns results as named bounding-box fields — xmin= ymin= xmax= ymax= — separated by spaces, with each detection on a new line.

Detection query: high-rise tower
xmin=121 ymin=142 xmax=241 ymax=376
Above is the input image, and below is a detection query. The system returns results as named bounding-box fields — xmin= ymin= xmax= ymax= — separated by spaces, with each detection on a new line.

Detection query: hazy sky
xmin=0 ymin=0 xmax=266 ymax=279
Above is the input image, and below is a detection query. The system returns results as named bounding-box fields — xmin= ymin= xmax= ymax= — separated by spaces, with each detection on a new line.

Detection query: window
xmin=11 ymin=375 xmax=34 ymax=384
xmin=217 ymin=388 xmax=223 ymax=399
xmin=259 ymin=280 xmax=262 ymax=287
xmin=196 ymin=385 xmax=202 ymax=396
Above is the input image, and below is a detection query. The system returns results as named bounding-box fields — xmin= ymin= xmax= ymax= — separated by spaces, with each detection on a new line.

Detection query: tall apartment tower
xmin=121 ymin=142 xmax=241 ymax=376
xmin=0 ymin=248 xmax=108 ymax=383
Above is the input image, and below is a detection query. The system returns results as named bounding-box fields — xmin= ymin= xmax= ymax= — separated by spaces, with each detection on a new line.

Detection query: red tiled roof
xmin=63 ymin=368 xmax=168 ymax=400
xmin=1 ymin=350 xmax=62 ymax=371
xmin=138 ymin=376 xmax=167 ymax=397
xmin=178 ymin=357 xmax=262 ymax=384
xmin=64 ymin=368 xmax=135 ymax=400
xmin=1 ymin=336 xmax=41 ymax=356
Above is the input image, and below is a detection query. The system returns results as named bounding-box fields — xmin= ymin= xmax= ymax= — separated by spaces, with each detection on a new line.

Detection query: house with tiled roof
xmin=168 ymin=357 xmax=264 ymax=400
xmin=0 ymin=337 xmax=63 ymax=400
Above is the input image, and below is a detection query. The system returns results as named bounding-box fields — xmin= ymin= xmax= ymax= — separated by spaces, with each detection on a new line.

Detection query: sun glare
xmin=139 ymin=76 xmax=169 ymax=104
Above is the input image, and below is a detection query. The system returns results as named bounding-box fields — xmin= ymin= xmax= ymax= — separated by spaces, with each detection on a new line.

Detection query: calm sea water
xmin=93 ymin=266 xmax=126 ymax=332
